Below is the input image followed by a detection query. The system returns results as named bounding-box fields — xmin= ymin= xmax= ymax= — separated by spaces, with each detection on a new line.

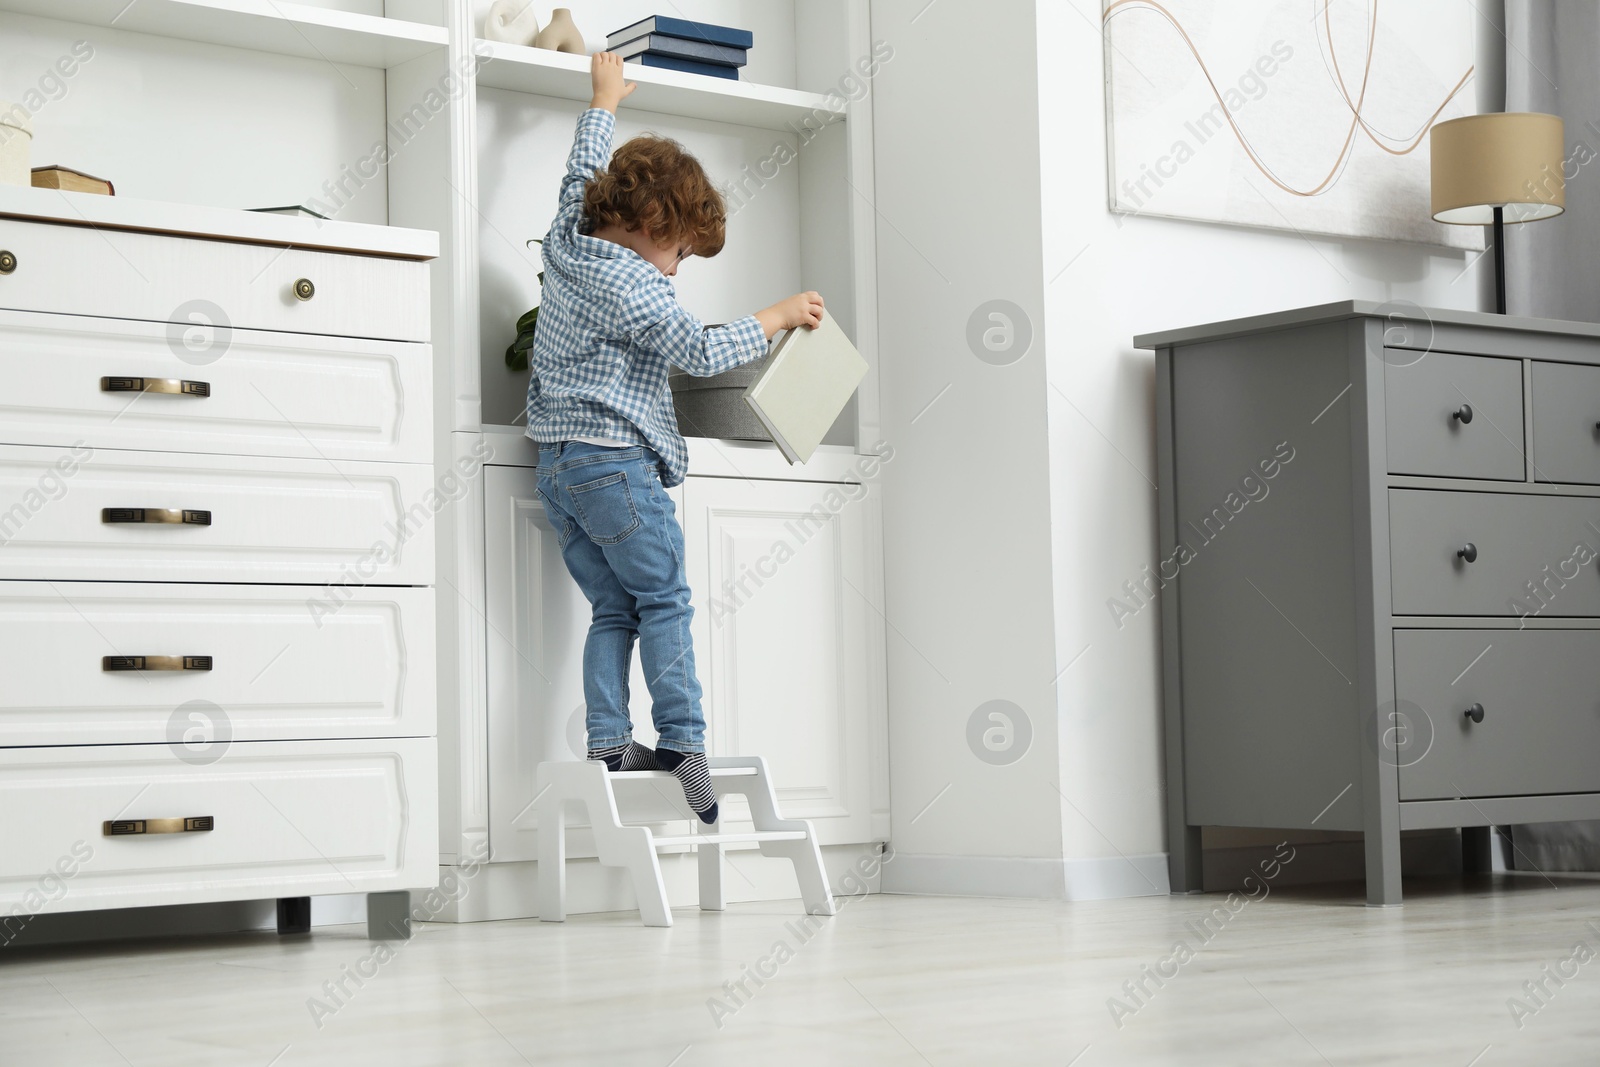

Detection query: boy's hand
xmin=590 ymin=52 xmax=637 ymax=112
xmin=756 ymin=291 xmax=825 ymax=340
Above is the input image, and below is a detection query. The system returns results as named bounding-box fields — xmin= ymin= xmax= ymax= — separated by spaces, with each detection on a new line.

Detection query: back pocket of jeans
xmin=569 ymin=471 xmax=642 ymax=544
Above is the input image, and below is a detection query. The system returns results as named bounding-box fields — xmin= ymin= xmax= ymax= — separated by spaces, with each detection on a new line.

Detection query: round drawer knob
xmin=0 ymin=250 xmax=16 ymax=275
xmin=1464 ymin=703 xmax=1485 ymax=724
xmin=1452 ymin=403 xmax=1473 ymax=424
xmin=292 ymin=278 xmax=315 ymax=301
xmin=1457 ymin=542 xmax=1478 ymax=563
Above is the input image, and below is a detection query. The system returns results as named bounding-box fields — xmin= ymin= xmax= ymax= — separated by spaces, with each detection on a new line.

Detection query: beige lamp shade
xmin=1431 ymin=112 xmax=1566 ymax=225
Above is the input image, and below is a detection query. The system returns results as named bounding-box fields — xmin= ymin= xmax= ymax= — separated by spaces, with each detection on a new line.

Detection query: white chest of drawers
xmin=1141 ymin=301 xmax=1600 ymax=907
xmin=0 ymin=190 xmax=439 ymax=942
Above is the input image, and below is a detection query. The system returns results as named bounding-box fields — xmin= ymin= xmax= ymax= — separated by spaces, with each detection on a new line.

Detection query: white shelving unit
xmin=0 ymin=0 xmax=446 ymax=67
xmin=0 ymin=0 xmax=890 ymax=923
xmin=474 ymin=38 xmax=845 ymax=131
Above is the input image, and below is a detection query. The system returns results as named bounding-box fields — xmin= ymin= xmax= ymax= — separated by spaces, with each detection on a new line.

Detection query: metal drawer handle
xmin=1452 ymin=404 xmax=1473 ymax=424
xmin=0 ymin=250 xmax=15 ymax=274
xmin=102 ymin=655 xmax=213 ymax=672
xmin=293 ymin=278 xmax=315 ymax=301
xmin=101 ymin=508 xmax=211 ymax=525
xmin=104 ymin=816 xmax=215 ymax=836
xmin=1457 ymin=542 xmax=1478 ymax=563
xmin=1464 ymin=703 xmax=1485 ymax=724
xmin=101 ymin=376 xmax=211 ymax=398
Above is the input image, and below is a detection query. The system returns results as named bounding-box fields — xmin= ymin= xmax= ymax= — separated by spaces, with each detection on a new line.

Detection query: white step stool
xmin=535 ymin=755 xmax=838 ymax=928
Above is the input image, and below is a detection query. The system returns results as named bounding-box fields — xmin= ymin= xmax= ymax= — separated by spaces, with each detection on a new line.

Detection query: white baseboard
xmin=881 ymin=832 xmax=1465 ymax=902
xmin=881 ymin=852 xmax=1170 ymax=901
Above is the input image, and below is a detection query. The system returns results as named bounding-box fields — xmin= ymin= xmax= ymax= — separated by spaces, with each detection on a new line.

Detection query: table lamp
xmin=1431 ymin=112 xmax=1565 ymax=314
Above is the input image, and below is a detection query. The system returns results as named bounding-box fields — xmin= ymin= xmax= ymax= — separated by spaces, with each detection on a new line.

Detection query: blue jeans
xmin=534 ymin=441 xmax=705 ymax=754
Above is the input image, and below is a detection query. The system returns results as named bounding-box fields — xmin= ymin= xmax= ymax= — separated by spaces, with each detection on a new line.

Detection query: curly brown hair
xmin=583 ymin=134 xmax=727 ymax=257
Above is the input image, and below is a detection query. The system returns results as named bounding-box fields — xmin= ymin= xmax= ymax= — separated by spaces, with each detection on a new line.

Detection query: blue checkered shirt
xmin=523 ymin=108 xmax=769 ymax=488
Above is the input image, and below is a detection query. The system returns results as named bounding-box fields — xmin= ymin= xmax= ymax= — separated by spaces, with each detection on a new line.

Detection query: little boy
xmin=525 ymin=53 xmax=823 ymax=823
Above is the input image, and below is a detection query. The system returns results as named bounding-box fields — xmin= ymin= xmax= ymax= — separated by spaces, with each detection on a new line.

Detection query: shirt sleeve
xmin=623 ymin=280 xmax=768 ymax=377
xmin=559 ymin=108 xmax=616 ymax=215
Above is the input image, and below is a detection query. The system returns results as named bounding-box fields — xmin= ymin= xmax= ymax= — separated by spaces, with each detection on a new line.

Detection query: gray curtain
xmin=1504 ymin=0 xmax=1600 ymax=870
xmin=1505 ymin=1 xmax=1600 ymax=321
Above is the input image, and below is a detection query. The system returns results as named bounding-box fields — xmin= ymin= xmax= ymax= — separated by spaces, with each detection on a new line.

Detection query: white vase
xmin=0 ymin=103 xmax=32 ymax=187
xmin=483 ymin=0 xmax=541 ymax=46
xmin=534 ymin=7 xmax=586 ymax=55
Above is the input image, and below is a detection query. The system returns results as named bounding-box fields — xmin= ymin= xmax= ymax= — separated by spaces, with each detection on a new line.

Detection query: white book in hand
xmin=742 ymin=311 xmax=868 ymax=465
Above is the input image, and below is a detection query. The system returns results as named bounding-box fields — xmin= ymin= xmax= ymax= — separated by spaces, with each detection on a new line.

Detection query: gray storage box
xmin=669 ymin=353 xmax=774 ymax=441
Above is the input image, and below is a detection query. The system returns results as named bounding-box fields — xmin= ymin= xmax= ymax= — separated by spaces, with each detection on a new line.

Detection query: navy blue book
xmin=606 ymin=15 xmax=754 ymax=51
xmin=612 ymin=34 xmax=747 ymax=67
xmin=626 ymin=52 xmax=740 ymax=79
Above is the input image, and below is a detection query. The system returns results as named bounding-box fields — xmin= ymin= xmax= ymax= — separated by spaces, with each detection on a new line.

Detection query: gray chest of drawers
xmin=1138 ymin=301 xmax=1600 ymax=906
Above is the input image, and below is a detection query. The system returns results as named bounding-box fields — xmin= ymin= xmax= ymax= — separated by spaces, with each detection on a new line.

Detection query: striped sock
xmin=654 ymin=748 xmax=718 ymax=824
xmin=587 ymin=740 xmax=659 ymax=772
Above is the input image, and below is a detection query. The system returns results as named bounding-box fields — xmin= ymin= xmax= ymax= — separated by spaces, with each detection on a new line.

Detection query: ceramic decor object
xmin=0 ymin=104 xmax=33 ymax=187
xmin=534 ymin=8 xmax=586 ymax=54
xmin=483 ymin=0 xmax=541 ymax=45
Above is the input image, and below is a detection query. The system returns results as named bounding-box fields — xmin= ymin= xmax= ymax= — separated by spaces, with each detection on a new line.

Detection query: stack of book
xmin=606 ymin=15 xmax=752 ymax=81
xmin=31 ymin=165 xmax=113 ymax=195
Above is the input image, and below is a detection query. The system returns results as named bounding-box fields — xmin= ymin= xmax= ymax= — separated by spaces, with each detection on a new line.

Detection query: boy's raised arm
xmin=557 ymin=54 xmax=638 ymax=212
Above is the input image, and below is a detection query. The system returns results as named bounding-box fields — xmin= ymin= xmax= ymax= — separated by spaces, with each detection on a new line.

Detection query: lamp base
xmin=1493 ymin=205 xmax=1507 ymax=315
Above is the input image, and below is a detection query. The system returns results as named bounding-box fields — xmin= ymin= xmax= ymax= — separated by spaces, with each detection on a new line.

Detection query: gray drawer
xmin=1532 ymin=361 xmax=1600 ymax=484
xmin=1395 ymin=629 xmax=1600 ymax=800
xmin=1389 ymin=489 xmax=1600 ymax=617
xmin=1385 ymin=352 xmax=1524 ymax=480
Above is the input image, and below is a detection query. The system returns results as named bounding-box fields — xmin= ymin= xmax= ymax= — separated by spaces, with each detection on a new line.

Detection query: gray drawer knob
xmin=0 ymin=250 xmax=15 ymax=274
xmin=1452 ymin=403 xmax=1473 ymax=424
xmin=293 ymin=277 xmax=315 ymax=301
xmin=1457 ymin=542 xmax=1478 ymax=563
xmin=1464 ymin=703 xmax=1485 ymax=724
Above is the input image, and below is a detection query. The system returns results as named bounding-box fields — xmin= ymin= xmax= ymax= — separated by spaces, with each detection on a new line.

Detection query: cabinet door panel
xmin=483 ymin=464 xmax=666 ymax=863
xmin=684 ymin=477 xmax=877 ymax=845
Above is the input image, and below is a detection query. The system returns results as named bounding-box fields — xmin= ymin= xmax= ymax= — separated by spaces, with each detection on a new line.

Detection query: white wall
xmin=871 ymin=0 xmax=1067 ymax=896
xmin=1036 ymin=0 xmax=1507 ymax=874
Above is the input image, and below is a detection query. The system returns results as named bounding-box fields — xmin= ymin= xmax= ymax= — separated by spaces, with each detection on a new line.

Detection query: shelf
xmin=474 ymin=40 xmax=844 ymax=133
xmin=0 ymin=185 xmax=438 ymax=259
xmin=0 ymin=0 xmax=447 ymax=69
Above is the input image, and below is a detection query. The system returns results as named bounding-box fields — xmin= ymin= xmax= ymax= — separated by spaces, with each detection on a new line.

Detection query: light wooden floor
xmin=4 ymin=872 xmax=1600 ymax=1065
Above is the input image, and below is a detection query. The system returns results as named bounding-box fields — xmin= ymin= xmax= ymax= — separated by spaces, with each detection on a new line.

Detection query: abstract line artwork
xmin=1103 ymin=0 xmax=1483 ymax=248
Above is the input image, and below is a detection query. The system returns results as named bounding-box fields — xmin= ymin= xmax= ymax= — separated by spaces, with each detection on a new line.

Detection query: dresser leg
xmin=276 ymin=896 xmax=311 ymax=935
xmin=366 ymin=891 xmax=413 ymax=941
xmin=1364 ymin=826 xmax=1403 ymax=906
xmin=1461 ymin=826 xmax=1492 ymax=875
xmin=1168 ymin=824 xmax=1204 ymax=893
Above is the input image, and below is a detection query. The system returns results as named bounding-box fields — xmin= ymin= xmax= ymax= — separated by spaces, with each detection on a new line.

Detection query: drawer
xmin=0 ymin=308 xmax=430 ymax=462
xmin=0 ymin=581 xmax=434 ymax=746
xmin=0 ymin=216 xmax=428 ymax=343
xmin=0 ymin=443 xmax=435 ymax=585
xmin=1388 ymin=490 xmax=1600 ymax=617
xmin=1395 ymin=629 xmax=1600 ymax=800
xmin=1385 ymin=352 xmax=1524 ymax=480
xmin=0 ymin=738 xmax=437 ymax=912
xmin=1531 ymin=361 xmax=1600 ymax=485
